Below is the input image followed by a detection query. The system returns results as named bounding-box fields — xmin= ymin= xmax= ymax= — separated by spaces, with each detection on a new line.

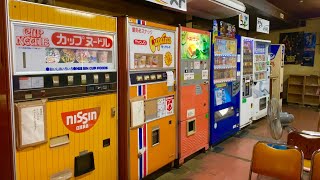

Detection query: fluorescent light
xmin=213 ymin=0 xmax=246 ymax=12
xmin=57 ymin=8 xmax=95 ymax=18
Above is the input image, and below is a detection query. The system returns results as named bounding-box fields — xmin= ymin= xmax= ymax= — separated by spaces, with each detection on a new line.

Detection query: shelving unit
xmin=287 ymin=75 xmax=320 ymax=106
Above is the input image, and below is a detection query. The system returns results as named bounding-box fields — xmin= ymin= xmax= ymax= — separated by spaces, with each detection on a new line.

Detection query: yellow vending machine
xmin=118 ymin=17 xmax=177 ymax=180
xmin=9 ymin=1 xmax=118 ymax=179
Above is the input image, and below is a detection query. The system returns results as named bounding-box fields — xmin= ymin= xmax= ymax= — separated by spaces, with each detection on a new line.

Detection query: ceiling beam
xmin=239 ymin=0 xmax=294 ymax=22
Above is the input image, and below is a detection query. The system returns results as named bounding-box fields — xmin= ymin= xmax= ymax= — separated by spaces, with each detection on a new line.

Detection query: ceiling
xmin=267 ymin=0 xmax=320 ymax=19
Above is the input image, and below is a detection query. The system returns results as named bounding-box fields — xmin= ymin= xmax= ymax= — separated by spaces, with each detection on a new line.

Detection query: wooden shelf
xmin=289 ymin=83 xmax=303 ymax=86
xmin=306 ymin=84 xmax=319 ymax=87
xmin=287 ymin=75 xmax=320 ymax=106
xmin=305 ymin=93 xmax=319 ymax=97
xmin=288 ymin=92 xmax=303 ymax=95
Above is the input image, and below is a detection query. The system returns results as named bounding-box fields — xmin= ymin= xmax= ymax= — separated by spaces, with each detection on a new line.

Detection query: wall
xmin=249 ymin=18 xmax=320 ymax=82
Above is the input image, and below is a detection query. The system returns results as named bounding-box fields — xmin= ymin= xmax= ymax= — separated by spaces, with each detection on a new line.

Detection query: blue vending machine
xmin=209 ymin=29 xmax=241 ymax=145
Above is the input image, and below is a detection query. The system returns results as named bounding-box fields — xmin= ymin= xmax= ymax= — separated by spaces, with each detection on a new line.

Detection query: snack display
xmin=255 ymin=72 xmax=266 ymax=81
xmin=60 ymin=49 xmax=76 ymax=63
xmin=75 ymin=50 xmax=90 ymax=63
xmin=89 ymin=50 xmax=98 ymax=63
xmin=255 ymin=62 xmax=267 ymax=71
xmin=45 ymin=48 xmax=60 ymax=63
xmin=97 ymin=51 xmax=109 ymax=63
xmin=214 ymin=37 xmax=237 ymax=83
xmin=214 ymin=56 xmax=236 ymax=68
xmin=133 ymin=53 xmax=163 ymax=69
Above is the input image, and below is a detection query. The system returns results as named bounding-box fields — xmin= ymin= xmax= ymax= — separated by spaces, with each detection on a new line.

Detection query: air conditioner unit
xmin=187 ymin=0 xmax=246 ymax=19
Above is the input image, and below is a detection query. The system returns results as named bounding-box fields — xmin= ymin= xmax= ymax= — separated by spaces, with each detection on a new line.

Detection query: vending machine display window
xmin=214 ymin=85 xmax=232 ymax=106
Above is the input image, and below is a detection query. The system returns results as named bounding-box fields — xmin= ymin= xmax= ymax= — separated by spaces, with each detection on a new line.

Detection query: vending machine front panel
xmin=210 ymin=36 xmax=240 ymax=145
xmin=10 ymin=2 xmax=118 ymax=179
xmin=126 ymin=18 xmax=177 ymax=180
xmin=178 ymin=27 xmax=210 ymax=165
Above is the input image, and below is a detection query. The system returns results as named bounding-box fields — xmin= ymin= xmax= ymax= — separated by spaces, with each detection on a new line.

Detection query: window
xmin=152 ymin=127 xmax=160 ymax=146
xmin=187 ymin=119 xmax=196 ymax=136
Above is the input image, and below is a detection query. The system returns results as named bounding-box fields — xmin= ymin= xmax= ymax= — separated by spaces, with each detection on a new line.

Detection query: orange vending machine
xmin=178 ymin=27 xmax=210 ymax=164
xmin=118 ymin=17 xmax=177 ymax=180
xmin=9 ymin=1 xmax=118 ymax=179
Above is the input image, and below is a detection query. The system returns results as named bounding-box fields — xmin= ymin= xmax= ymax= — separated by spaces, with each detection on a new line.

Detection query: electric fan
xmin=267 ymin=98 xmax=295 ymax=140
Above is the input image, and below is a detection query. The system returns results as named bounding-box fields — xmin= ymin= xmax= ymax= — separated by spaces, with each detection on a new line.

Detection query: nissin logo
xmin=61 ymin=107 xmax=100 ymax=133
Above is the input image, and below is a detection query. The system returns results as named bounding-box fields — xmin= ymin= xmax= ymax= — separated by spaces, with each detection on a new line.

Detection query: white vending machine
xmin=252 ymin=39 xmax=271 ymax=120
xmin=239 ymin=37 xmax=254 ymax=128
xmin=270 ymin=44 xmax=285 ymax=110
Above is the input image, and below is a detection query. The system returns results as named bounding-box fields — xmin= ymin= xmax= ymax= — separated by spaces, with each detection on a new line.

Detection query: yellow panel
xmin=15 ymin=94 xmax=118 ymax=180
xmin=27 ymin=3 xmax=35 ymax=22
xmin=9 ymin=1 xmax=117 ymax=33
xmin=19 ymin=1 xmax=28 ymax=21
xmin=34 ymin=4 xmax=42 ymax=23
xmin=147 ymin=116 xmax=176 ymax=174
xmin=129 ymin=81 xmax=177 ymax=179
xmin=41 ymin=6 xmax=48 ymax=24
xmin=129 ymin=129 xmax=139 ymax=180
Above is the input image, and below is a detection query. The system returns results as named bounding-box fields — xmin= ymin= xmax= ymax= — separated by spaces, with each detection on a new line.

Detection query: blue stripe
xmin=138 ymin=85 xmax=142 ymax=96
xmin=139 ymin=156 xmax=143 ymax=179
xmin=139 ymin=128 xmax=142 ymax=149
xmin=137 ymin=19 xmax=141 ymax=24
xmin=138 ymin=127 xmax=143 ymax=179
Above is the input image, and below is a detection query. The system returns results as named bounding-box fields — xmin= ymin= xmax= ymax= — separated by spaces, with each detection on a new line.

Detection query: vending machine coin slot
xmin=103 ymin=138 xmax=110 ymax=147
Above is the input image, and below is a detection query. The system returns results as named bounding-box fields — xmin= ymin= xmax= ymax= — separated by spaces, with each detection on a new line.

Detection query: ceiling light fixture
xmin=300 ymin=0 xmax=304 ymax=3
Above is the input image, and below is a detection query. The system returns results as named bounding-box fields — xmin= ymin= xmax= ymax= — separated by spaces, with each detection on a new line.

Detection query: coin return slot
xmin=50 ymin=134 xmax=70 ymax=148
xmin=152 ymin=127 xmax=160 ymax=146
xmin=187 ymin=119 xmax=196 ymax=136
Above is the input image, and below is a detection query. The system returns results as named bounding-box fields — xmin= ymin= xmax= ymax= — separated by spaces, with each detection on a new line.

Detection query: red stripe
xmin=143 ymin=85 xmax=146 ymax=99
xmin=143 ymin=124 xmax=147 ymax=176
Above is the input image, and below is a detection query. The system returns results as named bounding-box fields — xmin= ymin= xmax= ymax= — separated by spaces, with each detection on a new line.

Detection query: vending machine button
xmin=105 ymin=74 xmax=110 ymax=82
xmin=81 ymin=75 xmax=87 ymax=85
xmin=53 ymin=76 xmax=59 ymax=87
xmin=93 ymin=74 xmax=99 ymax=84
xmin=67 ymin=75 xmax=74 ymax=86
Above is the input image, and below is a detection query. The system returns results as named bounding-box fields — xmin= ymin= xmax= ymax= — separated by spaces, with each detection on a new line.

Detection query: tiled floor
xmin=153 ymin=105 xmax=319 ymax=180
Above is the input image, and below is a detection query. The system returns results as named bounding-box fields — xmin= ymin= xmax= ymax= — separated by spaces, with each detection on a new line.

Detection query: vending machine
xmin=270 ymin=44 xmax=285 ymax=110
xmin=210 ymin=35 xmax=240 ymax=145
xmin=118 ymin=17 xmax=177 ymax=180
xmin=252 ymin=39 xmax=271 ymax=120
xmin=9 ymin=1 xmax=118 ymax=179
xmin=178 ymin=27 xmax=210 ymax=164
xmin=238 ymin=36 xmax=254 ymax=128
